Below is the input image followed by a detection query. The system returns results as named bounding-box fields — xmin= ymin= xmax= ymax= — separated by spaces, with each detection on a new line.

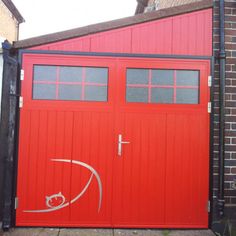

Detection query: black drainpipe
xmin=218 ymin=0 xmax=226 ymax=218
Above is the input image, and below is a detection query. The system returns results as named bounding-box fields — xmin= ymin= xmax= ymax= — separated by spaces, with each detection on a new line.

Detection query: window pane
xmin=126 ymin=87 xmax=148 ymax=103
xmin=176 ymin=70 xmax=199 ymax=86
xmin=176 ymin=89 xmax=199 ymax=104
xmin=60 ymin=66 xmax=82 ymax=82
xmin=58 ymin=85 xmax=82 ymax=100
xmin=127 ymin=69 xmax=149 ymax=85
xmin=85 ymin=67 xmax=108 ymax=84
xmin=33 ymin=84 xmax=56 ymax=99
xmin=152 ymin=70 xmax=174 ymax=85
xmin=151 ymin=88 xmax=173 ymax=103
xmin=85 ymin=85 xmax=107 ymax=101
xmin=34 ymin=65 xmax=57 ymax=81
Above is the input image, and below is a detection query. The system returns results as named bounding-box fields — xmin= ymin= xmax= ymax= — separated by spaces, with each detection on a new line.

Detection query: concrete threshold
xmin=0 ymin=228 xmax=215 ymax=236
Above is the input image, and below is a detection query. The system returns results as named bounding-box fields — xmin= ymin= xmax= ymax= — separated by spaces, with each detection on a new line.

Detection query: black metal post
xmin=0 ymin=41 xmax=18 ymax=230
xmin=218 ymin=0 xmax=226 ymax=218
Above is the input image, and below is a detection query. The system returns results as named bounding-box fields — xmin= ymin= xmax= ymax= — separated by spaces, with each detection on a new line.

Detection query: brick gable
xmin=145 ymin=0 xmax=203 ymax=11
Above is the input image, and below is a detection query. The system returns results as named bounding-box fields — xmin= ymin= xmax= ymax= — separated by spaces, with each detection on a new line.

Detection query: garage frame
xmin=0 ymin=48 xmax=215 ymax=228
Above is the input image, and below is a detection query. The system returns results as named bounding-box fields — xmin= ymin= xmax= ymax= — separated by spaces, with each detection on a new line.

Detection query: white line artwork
xmin=23 ymin=159 xmax=102 ymax=213
xmin=46 ymin=192 xmax=66 ymax=208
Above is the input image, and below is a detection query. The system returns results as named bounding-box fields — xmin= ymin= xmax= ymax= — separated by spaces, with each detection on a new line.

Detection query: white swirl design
xmin=23 ymin=159 xmax=102 ymax=213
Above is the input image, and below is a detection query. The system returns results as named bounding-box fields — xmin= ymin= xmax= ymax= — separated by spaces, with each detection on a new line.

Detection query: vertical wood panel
xmin=131 ymin=19 xmax=172 ymax=54
xmin=90 ymin=29 xmax=132 ymax=53
xmin=112 ymin=113 xmax=166 ymax=226
xmin=165 ymin=113 xmax=209 ymax=226
xmin=70 ymin=111 xmax=114 ymax=225
xmin=30 ymin=9 xmax=212 ymax=57
xmin=172 ymin=10 xmax=212 ymax=55
xmin=16 ymin=110 xmax=31 ymax=223
xmin=32 ymin=37 xmax=91 ymax=51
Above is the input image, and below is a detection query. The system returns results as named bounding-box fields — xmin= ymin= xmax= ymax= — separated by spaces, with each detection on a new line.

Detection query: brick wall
xmin=0 ymin=0 xmax=18 ymax=42
xmin=213 ymin=0 xmax=236 ymax=223
xmin=145 ymin=0 xmax=202 ymax=11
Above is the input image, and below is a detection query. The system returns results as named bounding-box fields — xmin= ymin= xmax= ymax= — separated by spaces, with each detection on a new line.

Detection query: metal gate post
xmin=0 ymin=41 xmax=18 ymax=230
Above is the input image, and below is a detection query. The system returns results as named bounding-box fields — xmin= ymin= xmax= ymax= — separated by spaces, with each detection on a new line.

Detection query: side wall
xmin=31 ymin=9 xmax=212 ymax=57
xmin=0 ymin=0 xmax=19 ymax=42
xmin=213 ymin=0 xmax=236 ymax=226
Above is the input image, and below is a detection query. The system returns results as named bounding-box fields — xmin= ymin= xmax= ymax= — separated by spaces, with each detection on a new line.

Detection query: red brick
xmin=225 ymin=145 xmax=236 ymax=152
xmin=225 ymin=45 xmax=236 ymax=51
xmin=225 ymin=131 xmax=236 ymax=137
xmin=225 ymin=2 xmax=236 ymax=8
xmin=225 ymin=29 xmax=236 ymax=36
xmin=231 ymin=198 xmax=236 ymax=204
xmin=224 ymin=189 xmax=236 ymax=196
xmin=232 ymin=37 xmax=236 ymax=43
xmin=226 ymin=58 xmax=236 ymax=64
xmin=231 ymin=153 xmax=236 ymax=159
xmin=226 ymin=102 xmax=236 ymax=107
xmin=225 ymin=15 xmax=236 ymax=22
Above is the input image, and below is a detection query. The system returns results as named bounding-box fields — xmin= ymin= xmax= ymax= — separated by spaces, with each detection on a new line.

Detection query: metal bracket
xmin=208 ymin=76 xmax=212 ymax=87
xmin=208 ymin=200 xmax=211 ymax=213
xmin=19 ymin=96 xmax=23 ymax=108
xmin=208 ymin=102 xmax=212 ymax=113
xmin=15 ymin=197 xmax=18 ymax=209
xmin=20 ymin=69 xmax=24 ymax=81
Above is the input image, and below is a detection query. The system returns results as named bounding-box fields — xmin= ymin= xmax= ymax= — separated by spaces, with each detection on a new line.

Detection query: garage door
xmin=16 ymin=54 xmax=210 ymax=228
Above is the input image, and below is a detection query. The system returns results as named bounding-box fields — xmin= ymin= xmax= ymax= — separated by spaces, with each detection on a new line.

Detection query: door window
xmin=33 ymin=65 xmax=108 ymax=102
xmin=126 ymin=68 xmax=199 ymax=104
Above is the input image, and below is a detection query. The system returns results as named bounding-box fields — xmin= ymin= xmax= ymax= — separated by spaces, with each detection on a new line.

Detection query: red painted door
xmin=16 ymin=54 xmax=210 ymax=228
xmin=16 ymin=55 xmax=117 ymax=227
xmin=112 ymin=59 xmax=210 ymax=228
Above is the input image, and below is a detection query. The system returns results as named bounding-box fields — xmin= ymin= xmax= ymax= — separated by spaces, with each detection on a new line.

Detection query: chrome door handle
xmin=118 ymin=134 xmax=130 ymax=156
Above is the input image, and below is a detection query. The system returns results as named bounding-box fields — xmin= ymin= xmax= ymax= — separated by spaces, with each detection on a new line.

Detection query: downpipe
xmin=218 ymin=0 xmax=226 ymax=218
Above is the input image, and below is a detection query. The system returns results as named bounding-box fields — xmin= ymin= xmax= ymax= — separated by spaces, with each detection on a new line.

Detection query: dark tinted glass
xmin=151 ymin=88 xmax=173 ymax=103
xmin=33 ymin=84 xmax=56 ymax=99
xmin=152 ymin=70 xmax=174 ymax=85
xmin=176 ymin=89 xmax=199 ymax=104
xmin=85 ymin=67 xmax=108 ymax=84
xmin=85 ymin=85 xmax=107 ymax=101
xmin=127 ymin=69 xmax=149 ymax=85
xmin=176 ymin=70 xmax=199 ymax=86
xmin=126 ymin=87 xmax=148 ymax=103
xmin=34 ymin=65 xmax=56 ymax=81
xmin=60 ymin=66 xmax=82 ymax=82
xmin=58 ymin=85 xmax=82 ymax=100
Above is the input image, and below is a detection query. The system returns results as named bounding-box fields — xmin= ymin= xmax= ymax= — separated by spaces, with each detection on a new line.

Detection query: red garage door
xmin=16 ymin=54 xmax=210 ymax=228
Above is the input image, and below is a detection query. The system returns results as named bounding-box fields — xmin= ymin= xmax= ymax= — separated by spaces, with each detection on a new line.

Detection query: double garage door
xmin=16 ymin=54 xmax=210 ymax=228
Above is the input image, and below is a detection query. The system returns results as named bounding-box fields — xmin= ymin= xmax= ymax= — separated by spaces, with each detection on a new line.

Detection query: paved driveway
xmin=0 ymin=228 xmax=215 ymax=236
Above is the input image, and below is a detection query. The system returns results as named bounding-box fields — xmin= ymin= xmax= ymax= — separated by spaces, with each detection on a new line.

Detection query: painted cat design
xmin=46 ymin=192 xmax=66 ymax=208
xmin=24 ymin=159 xmax=102 ymax=213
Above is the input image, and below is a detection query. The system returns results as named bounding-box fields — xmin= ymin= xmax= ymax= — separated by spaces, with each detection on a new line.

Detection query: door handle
xmin=118 ymin=134 xmax=130 ymax=156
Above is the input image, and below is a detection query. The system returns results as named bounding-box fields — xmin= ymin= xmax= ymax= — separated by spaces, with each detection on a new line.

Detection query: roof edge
xmin=2 ymin=0 xmax=25 ymax=23
xmin=14 ymin=0 xmax=213 ymax=49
